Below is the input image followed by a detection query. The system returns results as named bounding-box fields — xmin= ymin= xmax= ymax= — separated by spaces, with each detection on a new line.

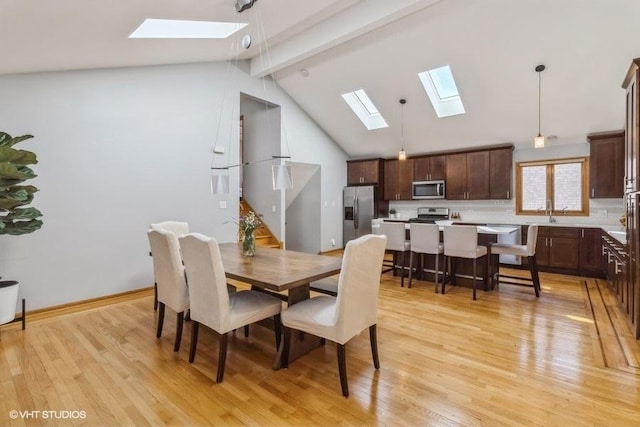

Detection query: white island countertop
xmin=377 ymin=222 xmax=519 ymax=235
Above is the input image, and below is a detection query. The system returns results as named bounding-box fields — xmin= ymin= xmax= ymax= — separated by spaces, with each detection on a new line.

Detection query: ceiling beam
xmin=249 ymin=0 xmax=444 ymax=78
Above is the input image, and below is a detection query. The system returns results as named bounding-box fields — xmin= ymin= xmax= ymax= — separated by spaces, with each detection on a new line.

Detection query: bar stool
xmin=408 ymin=223 xmax=443 ymax=291
xmin=490 ymin=224 xmax=541 ymax=297
xmin=379 ymin=222 xmax=411 ymax=287
xmin=373 ymin=219 xmax=394 ymax=274
xmin=442 ymin=225 xmax=487 ymax=300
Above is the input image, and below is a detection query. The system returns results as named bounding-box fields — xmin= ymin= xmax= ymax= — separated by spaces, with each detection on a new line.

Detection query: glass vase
xmin=242 ymin=228 xmax=256 ymax=257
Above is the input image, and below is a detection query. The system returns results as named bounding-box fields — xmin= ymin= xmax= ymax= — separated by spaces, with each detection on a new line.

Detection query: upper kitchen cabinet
xmin=445 ymin=151 xmax=490 ymax=200
xmin=413 ymin=155 xmax=446 ymax=182
xmin=489 ymin=147 xmax=513 ymax=199
xmin=588 ymin=130 xmax=624 ymax=198
xmin=346 ymin=159 xmax=383 ymax=185
xmin=623 ymin=59 xmax=640 ymax=194
xmin=384 ymin=159 xmax=414 ymax=200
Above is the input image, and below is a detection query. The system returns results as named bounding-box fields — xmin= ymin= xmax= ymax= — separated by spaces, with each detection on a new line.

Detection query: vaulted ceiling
xmin=2 ymin=0 xmax=639 ymax=158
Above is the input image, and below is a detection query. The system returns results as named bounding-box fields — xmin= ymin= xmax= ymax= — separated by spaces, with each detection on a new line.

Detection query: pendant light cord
xmin=538 ymin=70 xmax=542 ymax=135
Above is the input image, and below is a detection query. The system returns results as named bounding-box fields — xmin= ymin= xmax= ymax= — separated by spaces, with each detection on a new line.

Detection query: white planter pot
xmin=0 ymin=281 xmax=19 ymax=325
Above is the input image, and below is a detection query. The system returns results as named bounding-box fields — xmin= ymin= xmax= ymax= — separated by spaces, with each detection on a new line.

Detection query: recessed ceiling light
xmin=129 ymin=19 xmax=247 ymax=39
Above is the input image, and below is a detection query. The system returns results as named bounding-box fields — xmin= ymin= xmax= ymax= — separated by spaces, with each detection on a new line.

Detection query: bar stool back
xmin=442 ymin=225 xmax=487 ymax=300
xmin=490 ymin=224 xmax=540 ymax=297
xmin=408 ymin=223 xmax=443 ymax=291
xmin=379 ymin=222 xmax=411 ymax=287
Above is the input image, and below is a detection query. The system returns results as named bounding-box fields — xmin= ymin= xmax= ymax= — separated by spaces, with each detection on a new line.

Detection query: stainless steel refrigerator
xmin=343 ymin=185 xmax=378 ymax=244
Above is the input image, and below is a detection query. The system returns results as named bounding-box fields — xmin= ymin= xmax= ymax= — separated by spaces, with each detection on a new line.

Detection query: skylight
xmin=418 ymin=65 xmax=465 ymax=118
xmin=129 ymin=19 xmax=247 ymax=39
xmin=341 ymin=89 xmax=388 ymax=130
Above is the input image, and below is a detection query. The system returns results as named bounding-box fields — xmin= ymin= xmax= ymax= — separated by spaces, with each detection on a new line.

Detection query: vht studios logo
xmin=9 ymin=410 xmax=87 ymax=420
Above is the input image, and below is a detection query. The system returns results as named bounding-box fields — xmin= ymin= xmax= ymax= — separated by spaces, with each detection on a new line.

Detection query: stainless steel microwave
xmin=412 ymin=180 xmax=445 ymax=199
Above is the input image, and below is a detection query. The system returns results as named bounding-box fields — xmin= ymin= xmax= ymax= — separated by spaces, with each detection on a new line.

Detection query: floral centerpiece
xmin=240 ymin=211 xmax=261 ymax=257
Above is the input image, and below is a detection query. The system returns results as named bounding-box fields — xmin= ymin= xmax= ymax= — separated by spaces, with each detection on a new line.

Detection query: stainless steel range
xmin=408 ymin=207 xmax=450 ymax=223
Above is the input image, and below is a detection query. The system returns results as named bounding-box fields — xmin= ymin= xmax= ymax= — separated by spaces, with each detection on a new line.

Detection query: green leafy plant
xmin=0 ymin=132 xmax=43 ymax=235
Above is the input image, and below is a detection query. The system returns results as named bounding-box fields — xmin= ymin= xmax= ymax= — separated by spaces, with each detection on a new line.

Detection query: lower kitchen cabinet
xmin=529 ymin=226 xmax=602 ymax=277
xmin=601 ymin=235 xmax=632 ymax=324
xmin=535 ymin=226 xmax=580 ymax=270
xmin=579 ymin=228 xmax=603 ymax=273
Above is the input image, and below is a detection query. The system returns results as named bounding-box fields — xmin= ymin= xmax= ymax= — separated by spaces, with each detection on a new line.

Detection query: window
xmin=516 ymin=157 xmax=589 ymax=216
xmin=418 ymin=65 xmax=465 ymax=118
xmin=341 ymin=89 xmax=388 ymax=130
xmin=129 ymin=19 xmax=247 ymax=39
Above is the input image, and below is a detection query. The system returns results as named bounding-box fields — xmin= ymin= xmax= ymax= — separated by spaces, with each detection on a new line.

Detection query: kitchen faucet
xmin=546 ymin=200 xmax=556 ymax=223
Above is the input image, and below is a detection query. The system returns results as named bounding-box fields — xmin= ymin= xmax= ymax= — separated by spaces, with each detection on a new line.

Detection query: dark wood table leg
xmin=273 ymin=284 xmax=323 ymax=370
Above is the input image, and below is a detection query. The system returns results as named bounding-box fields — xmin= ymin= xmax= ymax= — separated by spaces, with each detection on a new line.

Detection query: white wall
xmin=0 ymin=61 xmax=348 ymax=311
xmin=286 ymin=167 xmax=321 ymax=253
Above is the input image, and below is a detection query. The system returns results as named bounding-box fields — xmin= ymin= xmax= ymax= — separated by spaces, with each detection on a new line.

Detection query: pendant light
xmin=398 ymin=98 xmax=407 ymax=160
xmin=534 ymin=64 xmax=546 ymax=149
xmin=210 ymin=0 xmax=292 ymax=194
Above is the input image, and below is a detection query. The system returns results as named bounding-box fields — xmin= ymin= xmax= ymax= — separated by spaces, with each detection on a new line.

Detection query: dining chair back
xmin=281 ymin=234 xmax=387 ymax=397
xmin=408 ymin=223 xmax=444 ymax=291
xmin=149 ymin=221 xmax=190 ymax=311
xmin=179 ymin=233 xmax=282 ymax=383
xmin=442 ymin=225 xmax=487 ymax=300
xmin=147 ymin=229 xmax=190 ymax=352
xmin=490 ymin=224 xmax=541 ymax=297
xmin=150 ymin=221 xmax=189 ymax=237
xmin=379 ymin=222 xmax=411 ymax=286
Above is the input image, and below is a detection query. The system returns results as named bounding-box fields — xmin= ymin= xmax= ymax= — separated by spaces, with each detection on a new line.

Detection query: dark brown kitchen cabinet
xmin=346 ymin=159 xmax=383 ymax=185
xmin=588 ymin=130 xmax=625 ymax=199
xmin=579 ymin=228 xmax=603 ymax=273
xmin=413 ymin=155 xmax=446 ymax=181
xmin=445 ymin=151 xmax=490 ymax=200
xmin=535 ymin=226 xmax=579 ymax=270
xmin=622 ymin=58 xmax=640 ymax=339
xmin=489 ymin=147 xmax=513 ymax=199
xmin=445 ymin=153 xmax=467 ymax=200
xmin=384 ymin=159 xmax=414 ymax=200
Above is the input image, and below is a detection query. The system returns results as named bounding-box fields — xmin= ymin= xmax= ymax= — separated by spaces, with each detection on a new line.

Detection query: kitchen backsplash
xmin=389 ymin=198 xmax=625 ymax=229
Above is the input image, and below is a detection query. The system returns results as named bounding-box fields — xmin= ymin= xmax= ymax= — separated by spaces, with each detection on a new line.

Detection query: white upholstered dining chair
xmin=147 ymin=229 xmax=190 ymax=352
xmin=281 ymin=234 xmax=387 ymax=397
xmin=149 ymin=221 xmax=189 ymax=311
xmin=179 ymin=233 xmax=282 ymax=383
xmin=150 ymin=221 xmax=189 ymax=237
xmin=442 ymin=225 xmax=487 ymax=300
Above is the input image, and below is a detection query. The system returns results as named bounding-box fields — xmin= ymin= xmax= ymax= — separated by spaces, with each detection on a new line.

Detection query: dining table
xmin=218 ymin=242 xmax=342 ymax=369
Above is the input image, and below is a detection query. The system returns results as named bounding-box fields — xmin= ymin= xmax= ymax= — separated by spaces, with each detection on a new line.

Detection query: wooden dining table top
xmin=218 ymin=243 xmax=342 ymax=292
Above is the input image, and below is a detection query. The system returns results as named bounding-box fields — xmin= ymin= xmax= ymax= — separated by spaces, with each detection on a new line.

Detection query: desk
xmin=218 ymin=243 xmax=342 ymax=368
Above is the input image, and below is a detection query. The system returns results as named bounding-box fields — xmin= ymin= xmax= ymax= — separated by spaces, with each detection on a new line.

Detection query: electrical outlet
xmin=219 ymin=201 xmax=227 ymax=209
xmin=331 ymin=238 xmax=336 ymax=247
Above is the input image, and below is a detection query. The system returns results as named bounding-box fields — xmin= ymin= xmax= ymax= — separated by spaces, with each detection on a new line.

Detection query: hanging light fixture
xmin=398 ymin=98 xmax=407 ymax=160
xmin=210 ymin=0 xmax=292 ymax=194
xmin=534 ymin=64 xmax=546 ymax=149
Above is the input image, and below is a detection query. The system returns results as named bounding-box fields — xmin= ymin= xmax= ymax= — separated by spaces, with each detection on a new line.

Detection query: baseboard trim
xmin=1 ymin=286 xmax=154 ymax=328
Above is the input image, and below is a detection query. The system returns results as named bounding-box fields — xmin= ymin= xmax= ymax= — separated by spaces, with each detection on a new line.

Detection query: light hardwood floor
xmin=1 ymin=269 xmax=639 ymax=426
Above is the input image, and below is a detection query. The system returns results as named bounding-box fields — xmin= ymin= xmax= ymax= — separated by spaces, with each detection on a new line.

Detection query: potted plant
xmin=0 ymin=132 xmax=43 ymax=327
xmin=389 ymin=208 xmax=397 ymax=219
